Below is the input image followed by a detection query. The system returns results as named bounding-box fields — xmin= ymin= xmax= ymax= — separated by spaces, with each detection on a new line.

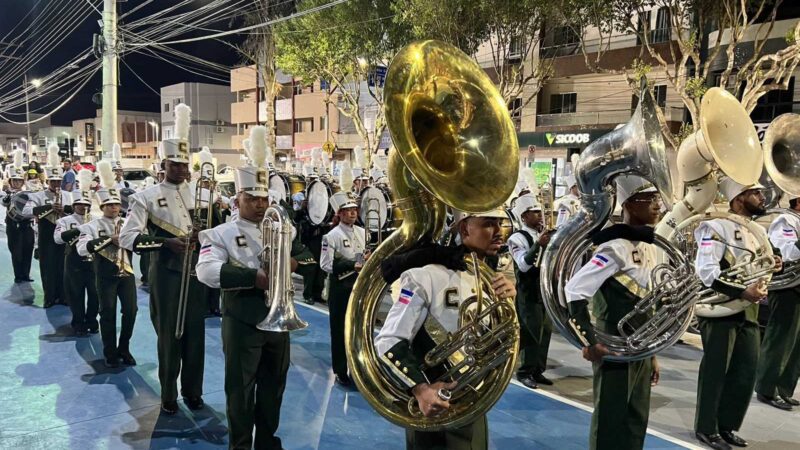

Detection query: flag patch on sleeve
xmin=701 ymin=237 xmax=713 ymax=247
xmin=398 ymin=289 xmax=413 ymax=305
xmin=199 ymin=244 xmax=212 ymax=255
xmin=591 ymin=254 xmax=609 ymax=267
xmin=783 ymin=229 xmax=795 ymax=237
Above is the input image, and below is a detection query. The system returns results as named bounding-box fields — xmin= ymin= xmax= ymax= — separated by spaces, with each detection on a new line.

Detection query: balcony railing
xmin=537 ymin=106 xmax=685 ymax=127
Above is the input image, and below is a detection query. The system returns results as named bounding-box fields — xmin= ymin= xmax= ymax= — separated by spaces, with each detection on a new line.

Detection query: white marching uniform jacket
xmin=693 ymin=217 xmax=764 ymax=290
xmin=76 ymin=216 xmax=133 ymax=274
xmin=119 ymin=181 xmax=195 ymax=253
xmin=320 ymin=223 xmax=366 ymax=281
xmin=507 ymin=225 xmax=541 ymax=273
xmin=768 ymin=212 xmax=800 ymax=263
xmin=374 ymin=264 xmax=489 ymax=388
xmin=22 ymin=189 xmax=74 ymax=224
xmin=196 ymin=218 xmax=263 ymax=289
xmin=54 ymin=213 xmax=88 ymax=245
xmin=555 ymin=193 xmax=580 ymax=228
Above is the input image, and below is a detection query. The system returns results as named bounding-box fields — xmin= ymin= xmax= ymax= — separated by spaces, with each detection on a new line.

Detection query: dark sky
xmin=1 ymin=1 xmax=246 ymax=126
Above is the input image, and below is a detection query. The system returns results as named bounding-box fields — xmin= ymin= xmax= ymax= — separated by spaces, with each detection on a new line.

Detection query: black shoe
xmin=104 ymin=356 xmax=120 ymax=368
xmin=161 ymin=400 xmax=179 ymax=415
xmin=43 ymin=301 xmax=55 ymax=309
xmin=780 ymin=395 xmax=800 ymax=406
xmin=335 ymin=373 xmax=352 ymax=387
xmin=695 ymin=432 xmax=732 ymax=450
xmin=184 ymin=396 xmax=204 ymax=410
xmin=532 ymin=373 xmax=553 ymax=386
xmin=87 ymin=326 xmax=99 ymax=334
xmin=756 ymin=393 xmax=793 ymax=411
xmin=517 ymin=374 xmax=538 ymax=389
xmin=720 ymin=431 xmax=748 ymax=447
xmin=303 ymin=298 xmax=315 ymax=305
xmin=119 ymin=352 xmax=137 ymax=366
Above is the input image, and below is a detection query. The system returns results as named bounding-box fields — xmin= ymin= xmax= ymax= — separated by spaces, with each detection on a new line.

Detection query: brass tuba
xmin=345 ymin=40 xmax=519 ymax=431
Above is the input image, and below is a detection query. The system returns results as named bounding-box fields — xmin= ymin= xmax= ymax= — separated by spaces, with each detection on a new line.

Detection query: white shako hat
xmin=616 ymin=174 xmax=657 ymax=205
xmin=719 ymin=176 xmax=765 ymax=204
xmin=95 ymin=159 xmax=121 ymax=205
xmin=162 ymin=104 xmax=191 ymax=163
xmin=512 ymin=193 xmax=542 ymax=221
xmin=330 ymin=191 xmax=359 ymax=214
xmin=44 ymin=143 xmax=63 ymax=180
xmin=235 ymin=126 xmax=269 ymax=198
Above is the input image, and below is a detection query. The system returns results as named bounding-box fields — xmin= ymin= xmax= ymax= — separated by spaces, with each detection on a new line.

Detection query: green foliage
xmin=675 ymin=122 xmax=694 ymax=145
xmin=786 ymin=25 xmax=797 ymax=45
xmin=630 ymin=59 xmax=652 ymax=82
xmin=684 ymin=76 xmax=708 ymax=99
xmin=392 ymin=0 xmax=489 ymax=55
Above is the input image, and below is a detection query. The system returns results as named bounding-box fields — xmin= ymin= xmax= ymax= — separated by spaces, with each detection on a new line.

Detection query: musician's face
xmin=740 ymin=189 xmax=767 ymax=216
xmin=102 ymin=203 xmax=120 ymax=218
xmin=338 ymin=207 xmax=358 ymax=225
xmin=48 ymin=180 xmax=60 ymax=191
xmin=623 ymin=192 xmax=661 ymax=225
xmin=460 ymin=217 xmax=503 ymax=257
xmin=164 ymin=160 xmax=190 ymax=184
xmin=73 ymin=204 xmax=88 ymax=216
xmin=238 ymin=192 xmax=269 ymax=222
xmin=9 ymin=179 xmax=23 ymax=190
xmin=521 ymin=210 xmax=542 ymax=229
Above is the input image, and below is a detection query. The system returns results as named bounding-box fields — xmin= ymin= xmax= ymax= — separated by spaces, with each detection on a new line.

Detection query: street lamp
xmin=62 ymin=131 xmax=72 ymax=159
xmin=23 ymin=75 xmax=42 ymax=163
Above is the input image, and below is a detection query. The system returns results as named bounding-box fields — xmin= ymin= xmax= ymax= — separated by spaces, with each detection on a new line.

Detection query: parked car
xmin=122 ymin=168 xmax=155 ymax=190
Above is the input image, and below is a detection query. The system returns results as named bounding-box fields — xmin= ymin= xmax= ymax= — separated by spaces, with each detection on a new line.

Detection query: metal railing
xmin=536 ymin=106 xmax=685 ymax=127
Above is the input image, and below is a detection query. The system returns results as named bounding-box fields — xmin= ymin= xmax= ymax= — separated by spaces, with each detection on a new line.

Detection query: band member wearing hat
xmin=3 ymin=150 xmax=35 ymax=283
xmin=54 ymin=170 xmax=98 ymax=336
xmin=22 ymin=144 xmax=73 ymax=307
xmin=564 ymin=175 xmax=662 ymax=450
xmin=555 ymin=174 xmax=580 ymax=227
xmin=120 ymin=104 xmax=208 ymax=414
xmin=756 ymin=197 xmax=800 ymax=410
xmin=374 ymin=207 xmax=516 ymax=450
xmin=507 ymin=193 xmax=553 ymax=389
xmin=295 ymin=191 xmax=327 ymax=305
xmin=77 ymin=160 xmax=137 ymax=368
xmin=196 ymin=152 xmax=298 ymax=450
xmin=320 ymin=191 xmax=366 ymax=386
xmin=692 ymin=177 xmax=781 ymax=449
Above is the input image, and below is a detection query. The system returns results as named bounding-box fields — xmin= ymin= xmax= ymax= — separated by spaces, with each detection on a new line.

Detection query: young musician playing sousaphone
xmin=76 ymin=160 xmax=137 ymax=368
xmin=373 ymin=207 xmax=517 ymax=450
xmin=564 ymin=175 xmax=662 ymax=450
xmin=196 ymin=137 xmax=300 ymax=450
xmin=693 ymin=178 xmax=781 ymax=450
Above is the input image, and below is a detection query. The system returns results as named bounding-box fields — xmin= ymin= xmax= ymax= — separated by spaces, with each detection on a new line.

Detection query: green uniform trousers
xmin=695 ymin=315 xmax=760 ymax=435
xmin=96 ymin=273 xmax=137 ymax=359
xmin=590 ymin=358 xmax=652 ymax=450
xmin=406 ymin=415 xmax=488 ymax=450
xmin=299 ymin=263 xmax=325 ymax=302
xmin=6 ymin=218 xmax=34 ymax=280
xmin=515 ymin=297 xmax=552 ymax=377
xmin=37 ymin=220 xmax=65 ymax=304
xmin=65 ymin=262 xmax=99 ymax=331
xmin=222 ymin=316 xmax=290 ymax=450
xmin=328 ymin=275 xmax=354 ymax=376
xmin=148 ymin=265 xmax=207 ymax=402
xmin=139 ymin=252 xmax=150 ymax=284
xmin=756 ymin=289 xmax=800 ymax=399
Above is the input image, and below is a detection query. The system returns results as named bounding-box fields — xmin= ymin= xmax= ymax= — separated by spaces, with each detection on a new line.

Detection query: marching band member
xmin=320 ymin=190 xmax=366 ymax=386
xmin=555 ymin=173 xmax=580 ymax=227
xmin=564 ymin=175 xmax=662 ymax=450
xmin=111 ymin=144 xmax=132 ymax=191
xmin=692 ymin=178 xmax=780 ymax=450
xmin=374 ymin=207 xmax=516 ymax=450
xmin=3 ymin=150 xmax=35 ymax=283
xmin=138 ymin=176 xmax=157 ymax=287
xmin=23 ymin=144 xmax=73 ymax=308
xmin=119 ymin=104 xmax=208 ymax=415
xmin=54 ymin=169 xmax=98 ymax=336
xmin=755 ymin=197 xmax=800 ymax=410
xmin=77 ymin=161 xmax=137 ymax=367
xmin=196 ymin=148 xmax=298 ymax=450
xmin=507 ymin=193 xmax=552 ymax=389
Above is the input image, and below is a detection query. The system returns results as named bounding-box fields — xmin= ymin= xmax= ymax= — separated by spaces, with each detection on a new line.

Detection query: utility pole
xmin=24 ymin=74 xmax=31 ymax=163
xmin=101 ymin=0 xmax=118 ymax=159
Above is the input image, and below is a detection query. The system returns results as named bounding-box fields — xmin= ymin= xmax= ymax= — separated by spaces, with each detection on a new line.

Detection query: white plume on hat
xmin=321 ymin=149 xmax=331 ymax=171
xmin=174 ymin=104 xmax=192 ymax=141
xmin=247 ymin=126 xmax=267 ymax=168
xmin=144 ymin=176 xmax=156 ymax=188
xmin=522 ymin=166 xmax=538 ymax=196
xmin=157 ymin=142 xmax=165 ymax=160
xmin=266 ymin=146 xmax=275 ymax=167
xmin=12 ymin=148 xmax=23 ymax=169
xmin=199 ymin=146 xmax=213 ymax=164
xmin=339 ymin=160 xmax=354 ymax=188
xmin=242 ymin=138 xmax=251 ymax=153
xmin=373 ymin=149 xmax=388 ymax=170
xmin=310 ymin=147 xmax=323 ymax=170
xmin=571 ymin=153 xmax=579 ymax=168
xmin=77 ymin=168 xmax=93 ymax=191
xmin=112 ymin=143 xmax=122 ymax=162
xmin=76 ymin=139 xmax=85 ymax=156
xmin=303 ymin=163 xmax=315 ymax=177
xmin=97 ymin=159 xmax=114 ymax=189
xmin=353 ymin=145 xmax=367 ymax=169
xmin=47 ymin=143 xmax=60 ymax=168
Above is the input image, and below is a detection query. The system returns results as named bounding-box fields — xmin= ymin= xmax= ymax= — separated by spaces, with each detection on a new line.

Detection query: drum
xmin=359 ymin=185 xmax=389 ymax=232
xmin=306 ymin=179 xmax=339 ymax=225
xmin=269 ymin=173 xmax=306 ymax=204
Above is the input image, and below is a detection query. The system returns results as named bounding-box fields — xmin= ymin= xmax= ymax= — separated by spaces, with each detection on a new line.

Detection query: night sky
xmin=0 ymin=1 xmax=246 ymax=126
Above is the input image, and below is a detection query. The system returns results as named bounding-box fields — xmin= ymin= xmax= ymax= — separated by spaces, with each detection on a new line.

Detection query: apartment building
xmin=71 ymin=109 xmax=161 ymax=165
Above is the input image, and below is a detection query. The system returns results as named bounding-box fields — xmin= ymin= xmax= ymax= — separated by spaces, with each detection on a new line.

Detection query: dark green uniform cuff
xmin=87 ymin=237 xmax=112 ymax=254
xmin=332 ymin=257 xmax=356 ymax=277
xmin=220 ymin=264 xmax=259 ymax=290
xmin=710 ymin=278 xmax=747 ymax=299
xmin=64 ymin=205 xmax=73 ymax=215
xmin=523 ymin=243 xmax=540 ymax=265
xmin=133 ymin=234 xmax=165 ymax=252
xmin=60 ymin=228 xmax=81 ymax=246
xmin=382 ymin=341 xmax=427 ymax=389
xmin=32 ymin=205 xmax=51 ymax=216
xmin=794 ymin=241 xmax=800 ymax=252
xmin=567 ymin=299 xmax=598 ymax=347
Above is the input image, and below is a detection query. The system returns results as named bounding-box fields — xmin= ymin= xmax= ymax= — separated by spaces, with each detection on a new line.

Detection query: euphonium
xmin=114 ymin=218 xmax=128 ymax=277
xmin=256 ymin=204 xmax=307 ymax=332
xmin=363 ymin=197 xmax=383 ymax=252
xmin=533 ymin=181 xmax=554 ymax=267
xmin=541 ymin=78 xmax=696 ymax=360
xmin=346 ymin=40 xmax=520 ymax=431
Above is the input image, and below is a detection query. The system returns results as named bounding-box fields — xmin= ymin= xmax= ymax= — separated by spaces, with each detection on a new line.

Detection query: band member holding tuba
xmin=119 ymin=104 xmax=208 ymax=415
xmin=196 ymin=152 xmax=298 ymax=450
xmin=755 ymin=196 xmax=800 ymax=410
xmin=507 ymin=193 xmax=553 ymax=389
xmin=3 ymin=149 xmax=35 ymax=283
xmin=692 ymin=178 xmax=780 ymax=449
xmin=23 ymin=144 xmax=73 ymax=308
xmin=320 ymin=190 xmax=367 ymax=386
xmin=54 ymin=169 xmax=98 ymax=336
xmin=555 ymin=159 xmax=580 ymax=227
xmin=374 ymin=207 xmax=516 ymax=450
xmin=564 ymin=175 xmax=662 ymax=450
xmin=77 ymin=160 xmax=137 ymax=367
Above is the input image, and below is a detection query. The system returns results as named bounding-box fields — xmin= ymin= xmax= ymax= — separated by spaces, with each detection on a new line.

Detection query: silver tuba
xmin=540 ymin=78 xmax=696 ymax=360
xmin=256 ymin=204 xmax=308 ymax=332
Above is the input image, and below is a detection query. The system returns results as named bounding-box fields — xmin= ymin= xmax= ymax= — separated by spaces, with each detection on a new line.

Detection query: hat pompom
xmin=175 ymin=104 xmax=192 ymax=140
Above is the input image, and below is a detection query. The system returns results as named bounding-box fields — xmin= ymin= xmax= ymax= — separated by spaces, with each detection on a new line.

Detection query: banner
xmin=532 ymin=161 xmax=552 ymax=186
xmin=85 ymin=123 xmax=95 ymax=150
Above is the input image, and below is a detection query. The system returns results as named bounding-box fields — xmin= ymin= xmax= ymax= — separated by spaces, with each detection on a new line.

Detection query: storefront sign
xmin=518 ymin=129 xmax=612 ymax=148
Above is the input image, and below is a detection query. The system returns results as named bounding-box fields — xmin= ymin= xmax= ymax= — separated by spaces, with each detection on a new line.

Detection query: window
xmin=293 ymin=84 xmax=303 ymax=95
xmin=509 ymin=98 xmax=522 ymax=119
xmin=654 ymin=85 xmax=667 ymax=107
xmin=509 ymin=35 xmax=523 ymax=60
xmin=320 ymin=116 xmax=327 ymax=130
xmin=651 ymin=7 xmax=671 ymax=43
xmin=293 ymin=119 xmax=314 ymax=133
xmin=751 ymin=77 xmax=795 ymax=122
xmin=173 ymin=98 xmax=183 ymax=107
xmin=553 ymin=26 xmax=579 ymax=47
xmin=164 ymin=103 xmax=170 ymax=113
xmin=549 ymin=93 xmax=577 ymax=114
xmin=97 ymin=130 xmax=102 ymax=146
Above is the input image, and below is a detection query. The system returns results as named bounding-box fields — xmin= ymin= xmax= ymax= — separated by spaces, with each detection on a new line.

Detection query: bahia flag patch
xmin=398 ymin=289 xmax=414 ymax=305
xmin=591 ymin=254 xmax=609 ymax=268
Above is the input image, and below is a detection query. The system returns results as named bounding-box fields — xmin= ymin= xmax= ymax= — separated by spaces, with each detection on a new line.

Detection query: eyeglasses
xmin=628 ymin=196 xmax=662 ymax=205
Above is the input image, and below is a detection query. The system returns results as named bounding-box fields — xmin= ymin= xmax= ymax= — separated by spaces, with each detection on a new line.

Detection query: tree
xmin=275 ymin=0 xmax=409 ymax=158
xmin=394 ymin=0 xmax=554 ymax=119
xmin=555 ymin=0 xmax=800 ymax=148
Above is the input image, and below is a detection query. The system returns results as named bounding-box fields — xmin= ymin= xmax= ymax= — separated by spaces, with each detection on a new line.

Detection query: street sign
xmin=322 ymin=141 xmax=335 ymax=154
xmin=368 ymin=66 xmax=387 ymax=88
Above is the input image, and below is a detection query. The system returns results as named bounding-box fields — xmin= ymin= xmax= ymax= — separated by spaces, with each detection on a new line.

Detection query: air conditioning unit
xmin=215 ymin=127 xmax=224 ymax=133
xmin=215 ymin=119 xmax=225 ymax=126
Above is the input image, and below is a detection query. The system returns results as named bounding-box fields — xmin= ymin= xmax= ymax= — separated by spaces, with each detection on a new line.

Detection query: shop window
xmin=550 ymin=93 xmax=577 ymax=114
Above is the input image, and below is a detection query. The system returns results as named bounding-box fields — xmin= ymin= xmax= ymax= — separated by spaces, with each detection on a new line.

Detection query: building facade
xmin=71 ymin=109 xmax=161 ymax=166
